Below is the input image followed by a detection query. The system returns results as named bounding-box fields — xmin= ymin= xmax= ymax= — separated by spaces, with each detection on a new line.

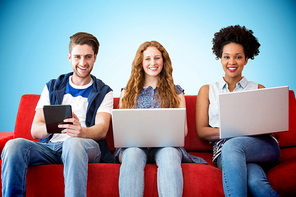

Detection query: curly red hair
xmin=120 ymin=41 xmax=180 ymax=109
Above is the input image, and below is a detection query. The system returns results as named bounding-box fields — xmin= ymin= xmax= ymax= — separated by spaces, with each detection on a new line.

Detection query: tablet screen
xmin=43 ymin=105 xmax=72 ymax=133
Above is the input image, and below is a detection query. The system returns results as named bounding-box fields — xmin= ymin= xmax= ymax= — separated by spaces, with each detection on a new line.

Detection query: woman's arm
xmin=118 ymin=89 xmax=126 ymax=108
xmin=258 ymin=84 xmax=265 ymax=89
xmin=178 ymin=92 xmax=188 ymax=136
xmin=195 ymin=85 xmax=220 ymax=141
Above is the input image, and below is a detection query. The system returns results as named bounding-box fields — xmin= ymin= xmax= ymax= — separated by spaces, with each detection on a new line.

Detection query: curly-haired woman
xmin=115 ymin=41 xmax=206 ymax=197
xmin=196 ymin=25 xmax=280 ymax=197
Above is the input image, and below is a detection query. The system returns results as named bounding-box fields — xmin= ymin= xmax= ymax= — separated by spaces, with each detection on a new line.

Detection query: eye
xmin=74 ymin=55 xmax=80 ymax=59
xmin=223 ymin=56 xmax=230 ymax=59
xmin=145 ymin=58 xmax=150 ymax=61
xmin=236 ymin=56 xmax=242 ymax=59
xmin=86 ymin=55 xmax=92 ymax=59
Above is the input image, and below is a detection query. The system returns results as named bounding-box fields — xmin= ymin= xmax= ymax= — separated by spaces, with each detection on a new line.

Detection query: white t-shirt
xmin=36 ymin=76 xmax=113 ymax=142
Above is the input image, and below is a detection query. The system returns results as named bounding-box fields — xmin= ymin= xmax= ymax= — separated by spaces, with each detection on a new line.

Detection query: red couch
xmin=0 ymin=91 xmax=295 ymax=197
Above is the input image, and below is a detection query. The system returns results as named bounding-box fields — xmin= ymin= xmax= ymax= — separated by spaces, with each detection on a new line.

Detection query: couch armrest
xmin=267 ymin=157 xmax=296 ymax=197
xmin=0 ymin=132 xmax=14 ymax=153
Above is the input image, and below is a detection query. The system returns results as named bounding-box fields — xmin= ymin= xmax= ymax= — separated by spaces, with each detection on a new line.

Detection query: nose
xmin=150 ymin=58 xmax=156 ymax=66
xmin=79 ymin=57 xmax=86 ymax=66
xmin=228 ymin=57 xmax=236 ymax=65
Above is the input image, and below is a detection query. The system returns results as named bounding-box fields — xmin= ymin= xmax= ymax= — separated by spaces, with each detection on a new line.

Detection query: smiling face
xmin=221 ymin=42 xmax=248 ymax=82
xmin=142 ymin=47 xmax=163 ymax=78
xmin=68 ymin=44 xmax=97 ymax=85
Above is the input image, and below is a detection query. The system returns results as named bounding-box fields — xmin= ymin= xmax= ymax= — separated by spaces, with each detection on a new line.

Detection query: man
xmin=1 ymin=32 xmax=113 ymax=197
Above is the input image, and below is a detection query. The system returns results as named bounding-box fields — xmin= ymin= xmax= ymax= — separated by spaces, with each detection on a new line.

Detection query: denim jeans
xmin=216 ymin=135 xmax=280 ymax=197
xmin=118 ymin=147 xmax=183 ymax=197
xmin=1 ymin=137 xmax=101 ymax=197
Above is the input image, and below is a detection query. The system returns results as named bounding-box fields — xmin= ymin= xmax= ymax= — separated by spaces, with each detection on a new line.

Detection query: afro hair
xmin=212 ymin=25 xmax=260 ymax=60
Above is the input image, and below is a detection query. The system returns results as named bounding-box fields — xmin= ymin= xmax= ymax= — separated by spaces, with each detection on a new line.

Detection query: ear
xmin=94 ymin=54 xmax=97 ymax=62
xmin=245 ymin=57 xmax=249 ymax=65
xmin=68 ymin=53 xmax=71 ymax=62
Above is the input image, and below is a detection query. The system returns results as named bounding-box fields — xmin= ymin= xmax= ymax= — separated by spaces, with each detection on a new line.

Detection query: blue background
xmin=1 ymin=0 xmax=295 ymax=132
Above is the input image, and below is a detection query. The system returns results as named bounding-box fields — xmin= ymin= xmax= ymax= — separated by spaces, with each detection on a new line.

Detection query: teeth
xmin=228 ymin=67 xmax=236 ymax=70
xmin=149 ymin=67 xmax=158 ymax=71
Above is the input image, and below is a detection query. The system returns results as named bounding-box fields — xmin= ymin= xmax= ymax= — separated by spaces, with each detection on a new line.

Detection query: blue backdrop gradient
xmin=0 ymin=0 xmax=295 ymax=132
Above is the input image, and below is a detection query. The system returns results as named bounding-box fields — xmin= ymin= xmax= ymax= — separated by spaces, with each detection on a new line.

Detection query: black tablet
xmin=43 ymin=105 xmax=73 ymax=133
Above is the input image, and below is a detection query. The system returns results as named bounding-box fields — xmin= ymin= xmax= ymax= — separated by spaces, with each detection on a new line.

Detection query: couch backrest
xmin=275 ymin=90 xmax=296 ymax=148
xmin=105 ymin=98 xmax=119 ymax=153
xmin=183 ymin=96 xmax=213 ymax=151
xmin=14 ymin=94 xmax=40 ymax=142
xmin=13 ymin=91 xmax=296 ymax=151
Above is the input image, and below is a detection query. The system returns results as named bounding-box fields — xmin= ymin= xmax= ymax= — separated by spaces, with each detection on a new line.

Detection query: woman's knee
xmin=155 ymin=147 xmax=182 ymax=167
xmin=121 ymin=147 xmax=146 ymax=165
xmin=220 ymin=138 xmax=247 ymax=164
xmin=157 ymin=147 xmax=180 ymax=157
xmin=221 ymin=137 xmax=246 ymax=154
xmin=122 ymin=147 xmax=145 ymax=158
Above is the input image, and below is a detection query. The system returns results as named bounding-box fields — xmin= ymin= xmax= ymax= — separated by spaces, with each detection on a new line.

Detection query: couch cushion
xmin=18 ymin=162 xmax=225 ymax=197
xmin=182 ymin=163 xmax=224 ymax=196
xmin=267 ymin=156 xmax=296 ymax=197
xmin=189 ymin=152 xmax=216 ymax=167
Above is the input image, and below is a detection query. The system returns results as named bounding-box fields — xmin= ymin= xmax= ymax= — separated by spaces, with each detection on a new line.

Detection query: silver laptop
xmin=112 ymin=108 xmax=186 ymax=148
xmin=219 ymin=86 xmax=289 ymax=139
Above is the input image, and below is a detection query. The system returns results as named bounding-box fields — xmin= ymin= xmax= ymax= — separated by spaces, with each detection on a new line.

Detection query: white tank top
xmin=209 ymin=77 xmax=258 ymax=128
xmin=208 ymin=77 xmax=258 ymax=162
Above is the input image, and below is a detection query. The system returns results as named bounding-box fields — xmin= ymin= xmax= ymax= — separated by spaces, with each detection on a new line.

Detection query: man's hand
xmin=59 ymin=112 xmax=83 ymax=137
xmin=58 ymin=111 xmax=110 ymax=141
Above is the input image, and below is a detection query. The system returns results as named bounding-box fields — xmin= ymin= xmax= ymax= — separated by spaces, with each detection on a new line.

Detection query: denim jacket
xmin=39 ymin=72 xmax=114 ymax=163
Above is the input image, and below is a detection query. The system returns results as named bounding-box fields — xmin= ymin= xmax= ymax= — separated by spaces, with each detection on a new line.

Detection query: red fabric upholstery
xmin=184 ymin=96 xmax=213 ymax=152
xmin=0 ymin=90 xmax=295 ymax=196
xmin=182 ymin=164 xmax=224 ymax=196
xmin=0 ymin=133 xmax=13 ymax=153
xmin=105 ymin=97 xmax=120 ymax=153
xmin=280 ymin=146 xmax=296 ymax=162
xmin=275 ymin=90 xmax=296 ymax=148
xmin=267 ymin=157 xmax=296 ymax=197
xmin=13 ymin=94 xmax=40 ymax=142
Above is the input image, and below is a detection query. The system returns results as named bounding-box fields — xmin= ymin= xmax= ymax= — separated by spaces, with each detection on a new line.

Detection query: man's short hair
xmin=69 ymin=32 xmax=100 ymax=55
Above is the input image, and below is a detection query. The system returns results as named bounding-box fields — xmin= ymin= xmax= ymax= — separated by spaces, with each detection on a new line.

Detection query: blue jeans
xmin=118 ymin=147 xmax=183 ymax=197
xmin=216 ymin=135 xmax=280 ymax=197
xmin=1 ymin=137 xmax=101 ymax=197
